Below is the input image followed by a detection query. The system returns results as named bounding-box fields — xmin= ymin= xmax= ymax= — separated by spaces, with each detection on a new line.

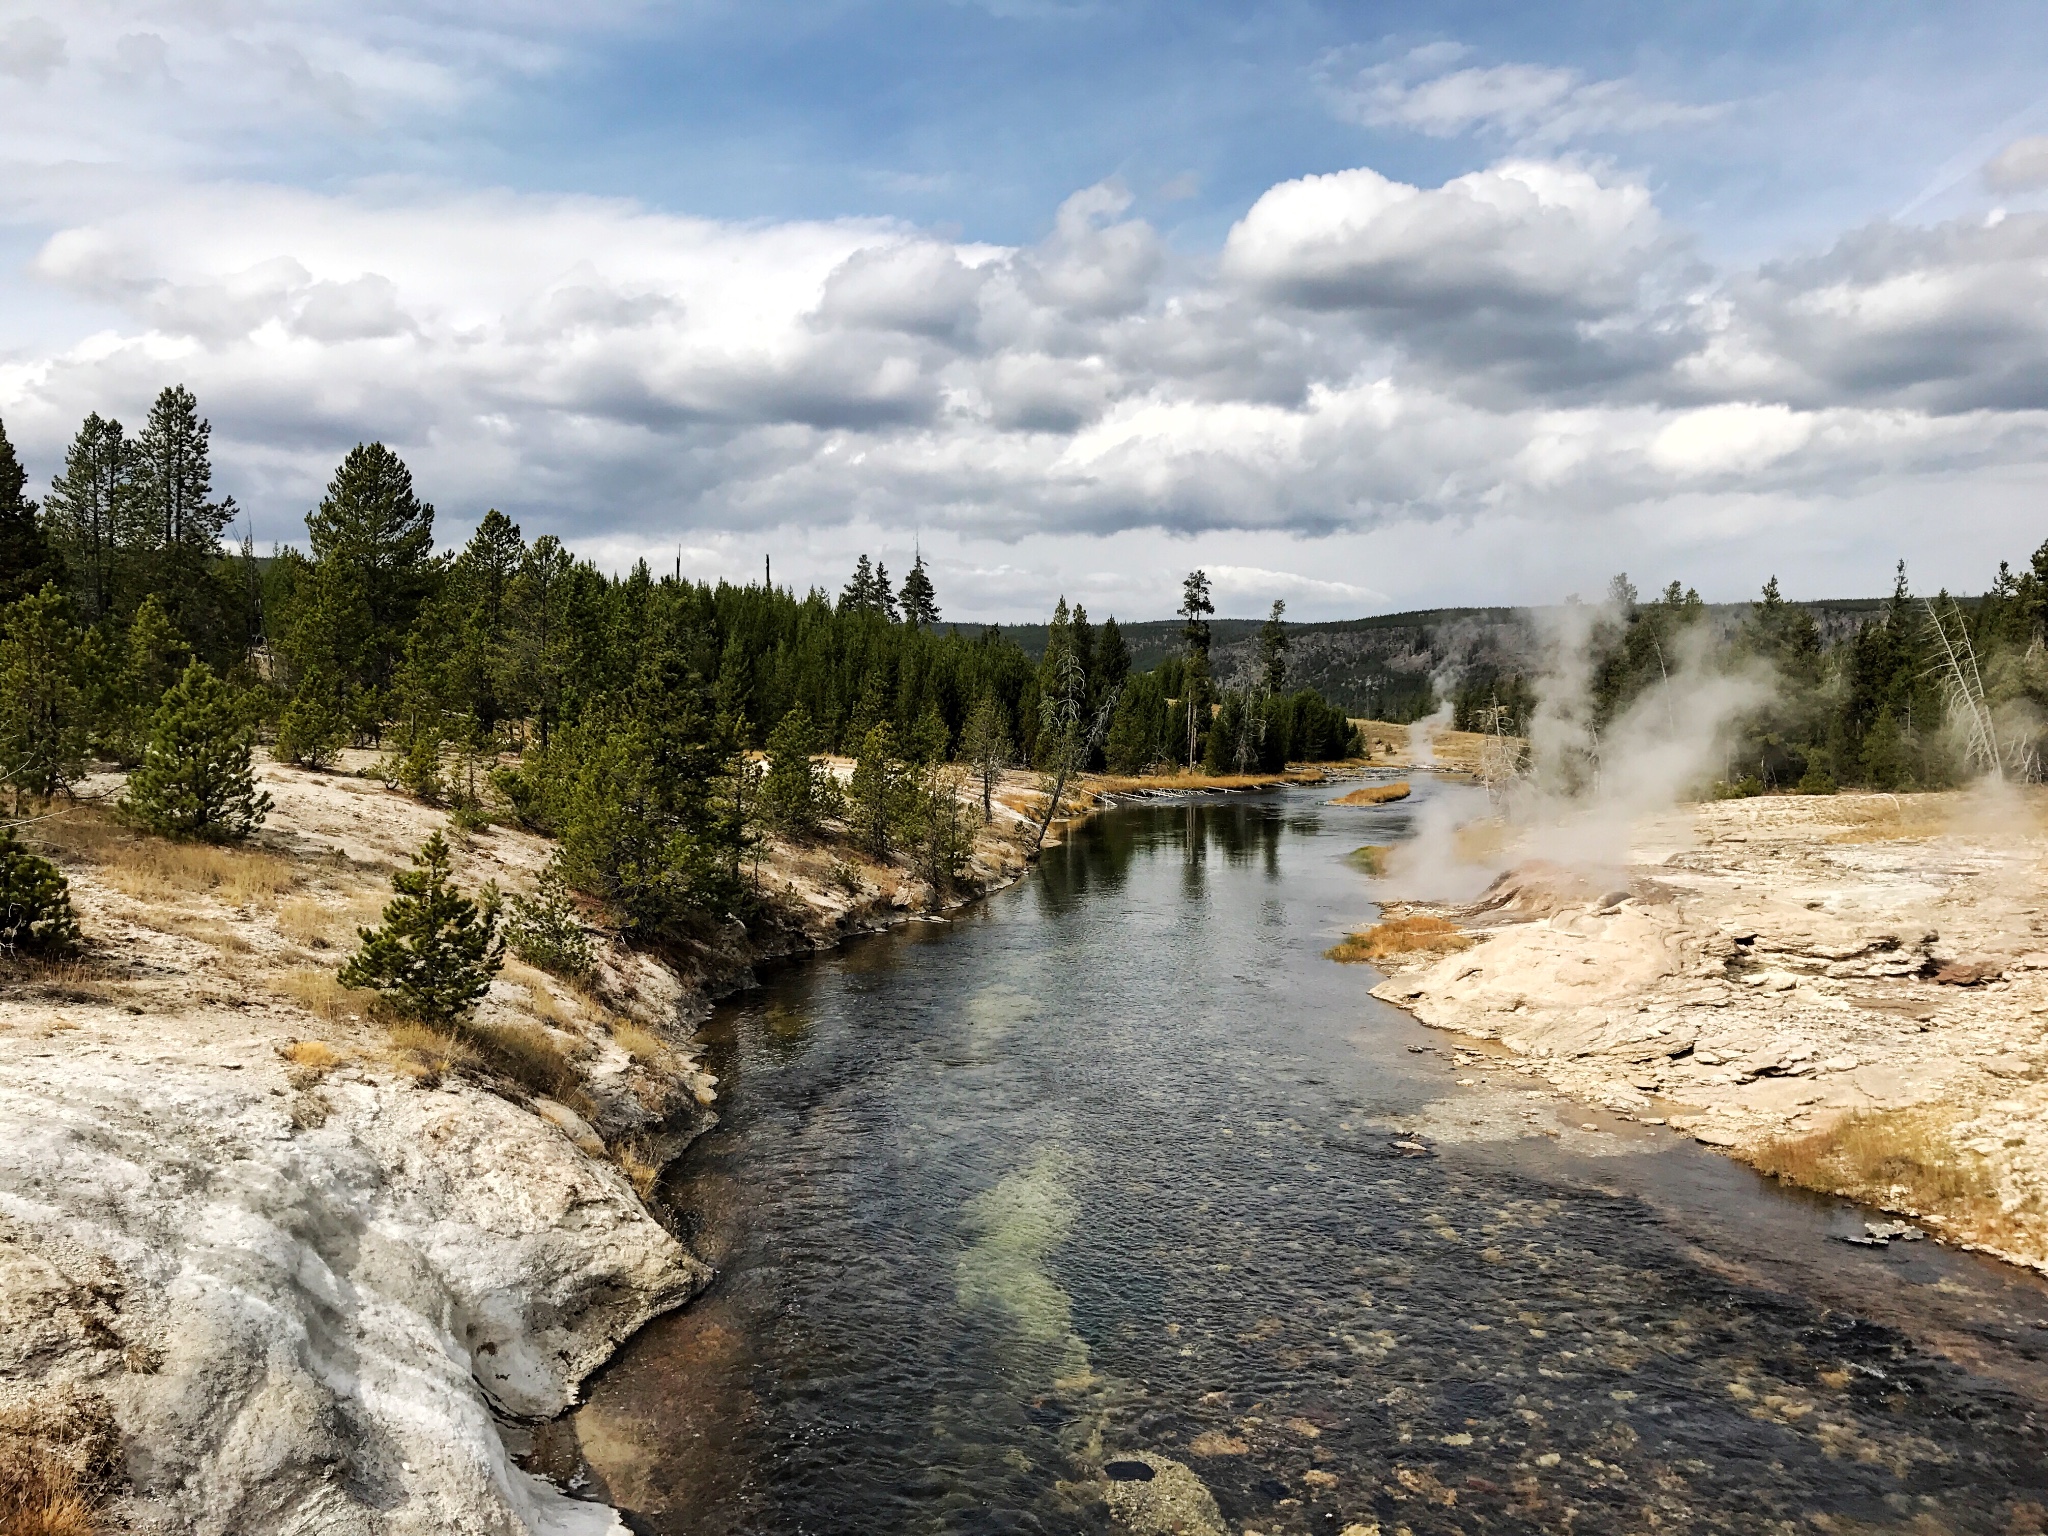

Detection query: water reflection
xmin=573 ymin=783 xmax=2048 ymax=1535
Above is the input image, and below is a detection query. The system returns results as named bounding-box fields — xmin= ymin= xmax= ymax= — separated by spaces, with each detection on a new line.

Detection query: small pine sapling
xmin=0 ymin=829 xmax=81 ymax=959
xmin=122 ymin=660 xmax=273 ymax=842
xmin=505 ymin=858 xmax=593 ymax=978
xmin=339 ymin=831 xmax=505 ymax=1025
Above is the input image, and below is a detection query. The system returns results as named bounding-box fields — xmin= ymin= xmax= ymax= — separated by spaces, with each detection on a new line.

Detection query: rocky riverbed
xmin=1366 ymin=787 xmax=2048 ymax=1270
xmin=0 ymin=753 xmax=1039 ymax=1533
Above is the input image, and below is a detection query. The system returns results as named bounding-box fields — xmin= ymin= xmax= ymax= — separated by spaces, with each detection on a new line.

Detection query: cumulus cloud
xmin=1326 ymin=46 xmax=1723 ymax=148
xmin=1222 ymin=160 xmax=1690 ymax=396
xmin=2 ymin=14 xmax=2048 ymax=618
xmin=1687 ymin=213 xmax=2048 ymax=412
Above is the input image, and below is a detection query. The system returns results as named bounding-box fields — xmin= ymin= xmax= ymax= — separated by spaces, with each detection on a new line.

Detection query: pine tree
xmin=0 ymin=585 xmax=86 ymax=806
xmin=1259 ymin=599 xmax=1289 ymax=692
xmin=339 ymin=831 xmax=504 ymax=1025
xmin=100 ymin=594 xmax=190 ymax=765
xmin=504 ymin=857 xmax=592 ymax=978
xmin=1178 ymin=569 xmax=1214 ymax=768
xmin=900 ymin=552 xmax=940 ymax=628
xmin=449 ymin=509 xmax=525 ymax=734
xmin=43 ymin=414 xmax=137 ymax=626
xmin=839 ymin=554 xmax=878 ymax=614
xmin=122 ymin=660 xmax=272 ymax=842
xmin=848 ymin=722 xmax=899 ymax=857
xmin=0 ymin=829 xmax=80 ymax=959
xmin=762 ymin=704 xmax=825 ymax=835
xmin=274 ymin=663 xmax=351 ymax=769
xmin=509 ymin=535 xmax=575 ymax=748
xmin=136 ymin=386 xmax=234 ymax=555
xmin=299 ymin=443 xmax=436 ymax=695
xmin=0 ymin=412 xmax=65 ymax=607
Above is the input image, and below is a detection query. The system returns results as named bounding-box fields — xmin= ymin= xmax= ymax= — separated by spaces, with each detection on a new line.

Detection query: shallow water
xmin=570 ymin=780 xmax=2048 ymax=1534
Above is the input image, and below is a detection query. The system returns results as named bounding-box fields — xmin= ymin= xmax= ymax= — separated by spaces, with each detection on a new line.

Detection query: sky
xmin=5 ymin=3 xmax=2048 ymax=622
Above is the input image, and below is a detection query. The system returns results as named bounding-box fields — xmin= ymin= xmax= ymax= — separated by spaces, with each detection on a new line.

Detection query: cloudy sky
xmin=4 ymin=2 xmax=2048 ymax=621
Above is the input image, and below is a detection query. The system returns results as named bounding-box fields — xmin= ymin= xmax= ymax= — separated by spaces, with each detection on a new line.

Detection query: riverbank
xmin=1362 ymin=786 xmax=2048 ymax=1271
xmin=0 ymin=753 xmax=1043 ymax=1533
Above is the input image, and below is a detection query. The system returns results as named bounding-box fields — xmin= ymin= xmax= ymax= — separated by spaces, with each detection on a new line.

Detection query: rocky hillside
xmin=0 ymin=754 xmax=1041 ymax=1534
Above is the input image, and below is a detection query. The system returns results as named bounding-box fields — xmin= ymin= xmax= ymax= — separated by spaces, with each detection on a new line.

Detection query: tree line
xmin=0 ymin=386 xmax=1365 ymax=951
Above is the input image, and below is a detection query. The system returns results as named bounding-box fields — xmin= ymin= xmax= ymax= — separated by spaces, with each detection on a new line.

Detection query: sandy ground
xmin=0 ymin=751 xmax=1044 ymax=1533
xmin=1361 ymin=787 xmax=2048 ymax=1271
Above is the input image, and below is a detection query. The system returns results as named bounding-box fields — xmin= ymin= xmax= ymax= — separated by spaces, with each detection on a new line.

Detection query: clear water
xmin=568 ymin=780 xmax=2048 ymax=1534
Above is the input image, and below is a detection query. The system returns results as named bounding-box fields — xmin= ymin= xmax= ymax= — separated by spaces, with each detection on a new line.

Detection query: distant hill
xmin=965 ymin=596 xmax=1897 ymax=722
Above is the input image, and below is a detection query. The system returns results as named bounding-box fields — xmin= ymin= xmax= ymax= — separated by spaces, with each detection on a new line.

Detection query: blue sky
xmin=4 ymin=1 xmax=2048 ymax=619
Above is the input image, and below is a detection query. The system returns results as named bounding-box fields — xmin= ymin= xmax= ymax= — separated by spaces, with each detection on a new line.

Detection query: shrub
xmin=122 ymin=661 xmax=272 ymax=842
xmin=505 ymin=859 xmax=593 ymax=978
xmin=339 ymin=831 xmax=504 ymax=1025
xmin=0 ymin=830 xmax=81 ymax=959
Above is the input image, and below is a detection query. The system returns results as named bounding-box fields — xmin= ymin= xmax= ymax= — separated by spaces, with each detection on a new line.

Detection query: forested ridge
xmin=0 ymin=389 xmax=1359 ymax=948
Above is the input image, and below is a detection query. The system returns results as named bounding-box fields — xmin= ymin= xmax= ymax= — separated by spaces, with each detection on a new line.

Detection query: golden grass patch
xmin=613 ymin=1137 xmax=664 ymax=1201
xmin=1819 ymin=796 xmax=1953 ymax=844
xmin=276 ymin=892 xmax=383 ymax=951
xmin=387 ymin=1021 xmax=484 ymax=1077
xmin=133 ymin=911 xmax=256 ymax=954
xmin=1326 ymin=916 xmax=1473 ymax=964
xmin=1331 ymin=781 xmax=1410 ymax=806
xmin=610 ymin=1020 xmax=671 ymax=1066
xmin=0 ymin=1393 xmax=119 ymax=1536
xmin=1752 ymin=1108 xmax=2040 ymax=1250
xmin=274 ymin=968 xmax=379 ymax=1026
xmin=98 ymin=840 xmax=298 ymax=906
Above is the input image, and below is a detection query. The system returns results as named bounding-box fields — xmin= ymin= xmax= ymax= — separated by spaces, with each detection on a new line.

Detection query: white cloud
xmin=3 ymin=11 xmax=2048 ymax=621
xmin=1327 ymin=49 xmax=1723 ymax=148
xmin=1985 ymin=136 xmax=2048 ymax=193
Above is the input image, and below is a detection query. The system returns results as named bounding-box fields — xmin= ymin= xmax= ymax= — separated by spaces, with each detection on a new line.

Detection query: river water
xmin=568 ymin=780 xmax=2048 ymax=1534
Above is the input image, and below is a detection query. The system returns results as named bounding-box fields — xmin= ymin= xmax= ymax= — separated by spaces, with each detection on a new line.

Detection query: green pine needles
xmin=0 ymin=829 xmax=81 ymax=959
xmin=122 ymin=660 xmax=272 ymax=842
xmin=505 ymin=858 xmax=592 ymax=978
xmin=340 ymin=831 xmax=505 ymax=1025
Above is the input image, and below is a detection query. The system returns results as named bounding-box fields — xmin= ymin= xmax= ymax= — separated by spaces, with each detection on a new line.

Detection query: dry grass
xmin=71 ymin=831 xmax=299 ymax=913
xmin=1326 ymin=915 xmax=1473 ymax=964
xmin=1752 ymin=1109 xmax=2037 ymax=1248
xmin=468 ymin=1019 xmax=582 ymax=1103
xmin=278 ymin=892 xmax=384 ymax=951
xmin=134 ymin=911 xmax=257 ymax=954
xmin=387 ymin=1021 xmax=483 ymax=1076
xmin=279 ymin=1039 xmax=344 ymax=1090
xmin=502 ymin=959 xmax=574 ymax=1027
xmin=1819 ymin=796 xmax=1953 ymax=844
xmin=614 ymin=1137 xmax=664 ymax=1201
xmin=0 ymin=1394 xmax=118 ymax=1536
xmin=610 ymin=1020 xmax=671 ymax=1066
xmin=1330 ymin=781 xmax=1410 ymax=806
xmin=274 ymin=968 xmax=379 ymax=1026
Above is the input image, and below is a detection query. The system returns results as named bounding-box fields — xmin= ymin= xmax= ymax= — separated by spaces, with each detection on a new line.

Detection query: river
xmin=564 ymin=778 xmax=2048 ymax=1534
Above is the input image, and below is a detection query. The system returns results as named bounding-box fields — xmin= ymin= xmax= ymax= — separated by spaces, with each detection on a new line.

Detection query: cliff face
xmin=0 ymin=753 xmax=1039 ymax=1532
